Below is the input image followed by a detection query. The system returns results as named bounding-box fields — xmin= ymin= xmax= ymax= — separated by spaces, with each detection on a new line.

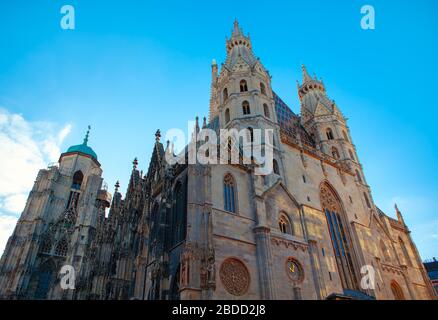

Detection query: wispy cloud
xmin=0 ymin=108 xmax=71 ymax=255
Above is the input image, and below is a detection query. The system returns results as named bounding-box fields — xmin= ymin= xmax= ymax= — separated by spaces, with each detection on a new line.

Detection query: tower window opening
xmin=223 ymin=87 xmax=228 ymax=102
xmin=260 ymin=82 xmax=266 ymax=95
xmin=326 ymin=128 xmax=334 ymax=140
xmin=331 ymin=147 xmax=340 ymax=159
xmin=263 ymin=104 xmax=270 ymax=118
xmin=242 ymin=101 xmax=251 ymax=115
xmin=225 ymin=108 xmax=230 ymax=124
xmin=240 ymin=80 xmax=248 ymax=92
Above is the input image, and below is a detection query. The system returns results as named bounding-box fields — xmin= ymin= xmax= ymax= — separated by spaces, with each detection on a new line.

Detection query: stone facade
xmin=0 ymin=21 xmax=435 ymax=300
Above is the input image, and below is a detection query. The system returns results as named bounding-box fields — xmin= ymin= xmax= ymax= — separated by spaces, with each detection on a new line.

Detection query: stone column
xmin=253 ymin=226 xmax=276 ymax=300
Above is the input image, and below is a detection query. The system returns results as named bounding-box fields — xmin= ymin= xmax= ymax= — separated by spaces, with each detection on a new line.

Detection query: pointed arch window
xmin=390 ymin=281 xmax=406 ymax=300
xmin=173 ymin=181 xmax=187 ymax=245
xmin=223 ymin=174 xmax=237 ymax=213
xmin=55 ymin=238 xmax=68 ymax=257
xmin=326 ymin=128 xmax=334 ymax=140
xmin=263 ymin=104 xmax=270 ymax=118
xmin=279 ymin=213 xmax=293 ymax=235
xmin=242 ymin=101 xmax=251 ymax=115
xmin=399 ymin=237 xmax=413 ymax=267
xmin=260 ymin=82 xmax=266 ymax=95
xmin=223 ymin=87 xmax=229 ymax=102
xmin=273 ymin=159 xmax=280 ymax=175
xmin=72 ymin=171 xmax=84 ymax=190
xmin=320 ymin=183 xmax=359 ymax=290
xmin=225 ymin=108 xmax=230 ymax=124
xmin=331 ymin=147 xmax=340 ymax=159
xmin=240 ymin=80 xmax=248 ymax=92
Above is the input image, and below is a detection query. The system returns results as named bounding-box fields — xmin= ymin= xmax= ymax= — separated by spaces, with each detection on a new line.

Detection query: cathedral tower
xmin=0 ymin=127 xmax=109 ymax=299
xmin=298 ymin=65 xmax=375 ymax=213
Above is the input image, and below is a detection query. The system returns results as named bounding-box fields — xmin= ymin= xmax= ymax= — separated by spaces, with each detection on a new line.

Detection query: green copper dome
xmin=66 ymin=144 xmax=98 ymax=160
xmin=65 ymin=126 xmax=98 ymax=160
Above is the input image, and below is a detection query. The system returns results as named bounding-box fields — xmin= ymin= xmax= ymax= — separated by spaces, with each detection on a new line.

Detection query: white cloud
xmin=0 ymin=108 xmax=71 ymax=255
xmin=0 ymin=215 xmax=18 ymax=256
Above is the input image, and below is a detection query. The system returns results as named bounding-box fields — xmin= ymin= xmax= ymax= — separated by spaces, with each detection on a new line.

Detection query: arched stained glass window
xmin=320 ymin=183 xmax=359 ymax=291
xmin=223 ymin=174 xmax=237 ymax=213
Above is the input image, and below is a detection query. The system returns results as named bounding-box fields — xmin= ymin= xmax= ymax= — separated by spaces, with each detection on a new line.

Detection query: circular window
xmin=220 ymin=258 xmax=250 ymax=296
xmin=285 ymin=257 xmax=304 ymax=284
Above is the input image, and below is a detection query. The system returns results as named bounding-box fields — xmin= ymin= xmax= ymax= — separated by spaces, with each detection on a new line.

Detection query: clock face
xmin=286 ymin=258 xmax=303 ymax=283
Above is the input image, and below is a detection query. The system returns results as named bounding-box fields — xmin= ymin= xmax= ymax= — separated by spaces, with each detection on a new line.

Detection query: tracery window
xmin=40 ymin=236 xmax=53 ymax=254
xmin=320 ymin=183 xmax=359 ymax=290
xmin=55 ymin=238 xmax=68 ymax=257
xmin=223 ymin=174 xmax=237 ymax=213
xmin=278 ymin=213 xmax=293 ymax=235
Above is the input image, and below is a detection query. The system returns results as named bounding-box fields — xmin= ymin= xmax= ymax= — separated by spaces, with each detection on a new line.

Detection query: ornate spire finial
xmin=202 ymin=116 xmax=207 ymax=129
xmin=232 ymin=19 xmax=243 ymax=37
xmin=133 ymin=157 xmax=138 ymax=169
xmin=301 ymin=64 xmax=312 ymax=83
xmin=83 ymin=125 xmax=91 ymax=145
xmin=115 ymin=181 xmax=120 ymax=193
xmin=155 ymin=129 xmax=161 ymax=142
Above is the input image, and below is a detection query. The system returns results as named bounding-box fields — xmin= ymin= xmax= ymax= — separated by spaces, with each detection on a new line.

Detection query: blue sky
xmin=0 ymin=0 xmax=437 ymax=259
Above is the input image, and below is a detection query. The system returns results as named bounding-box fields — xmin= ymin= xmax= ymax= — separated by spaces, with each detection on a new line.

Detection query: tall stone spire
xmin=301 ymin=64 xmax=312 ymax=83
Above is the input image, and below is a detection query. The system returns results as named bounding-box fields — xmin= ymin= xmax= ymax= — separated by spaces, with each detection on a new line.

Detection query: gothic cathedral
xmin=0 ymin=22 xmax=434 ymax=300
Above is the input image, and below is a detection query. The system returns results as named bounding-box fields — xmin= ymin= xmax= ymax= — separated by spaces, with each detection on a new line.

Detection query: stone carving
xmin=219 ymin=258 xmax=250 ymax=296
xmin=320 ymin=183 xmax=342 ymax=213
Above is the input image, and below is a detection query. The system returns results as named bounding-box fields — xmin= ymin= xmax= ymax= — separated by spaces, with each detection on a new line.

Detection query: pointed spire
xmin=232 ymin=19 xmax=242 ymax=37
xmin=83 ymin=125 xmax=91 ymax=145
xmin=155 ymin=129 xmax=161 ymax=143
xmin=115 ymin=181 xmax=120 ymax=193
xmin=133 ymin=157 xmax=138 ymax=170
xmin=202 ymin=116 xmax=207 ymax=129
xmin=302 ymin=64 xmax=312 ymax=83
xmin=395 ymin=204 xmax=405 ymax=225
xmin=195 ymin=116 xmax=200 ymax=133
